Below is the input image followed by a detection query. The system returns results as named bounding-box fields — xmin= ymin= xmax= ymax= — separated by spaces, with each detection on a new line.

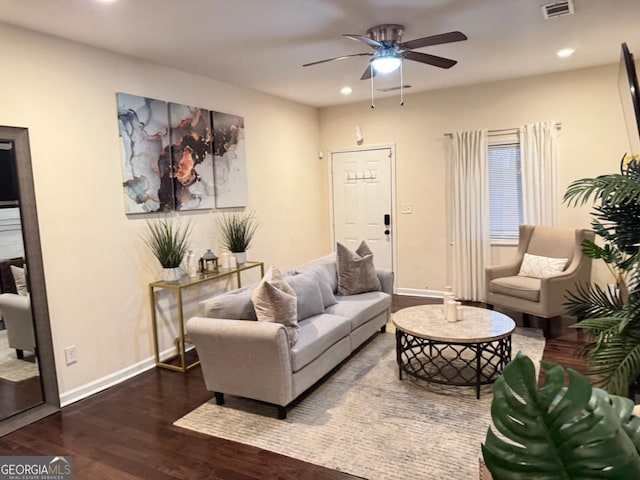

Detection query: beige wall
xmin=0 ymin=24 xmax=329 ymax=399
xmin=320 ymin=64 xmax=630 ymax=292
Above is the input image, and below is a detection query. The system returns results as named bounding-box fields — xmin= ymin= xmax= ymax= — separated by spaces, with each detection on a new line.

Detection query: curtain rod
xmin=444 ymin=123 xmax=562 ymax=138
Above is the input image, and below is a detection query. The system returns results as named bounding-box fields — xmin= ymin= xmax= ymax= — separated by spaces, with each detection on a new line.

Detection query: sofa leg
xmin=542 ymin=318 xmax=551 ymax=339
xmin=380 ymin=324 xmax=387 ymax=333
xmin=214 ymin=392 xmax=225 ymax=406
xmin=277 ymin=405 xmax=287 ymax=420
xmin=16 ymin=349 xmax=24 ymax=360
xmin=522 ymin=313 xmax=531 ymax=328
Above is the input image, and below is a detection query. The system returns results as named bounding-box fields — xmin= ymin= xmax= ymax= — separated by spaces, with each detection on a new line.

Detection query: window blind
xmin=488 ymin=143 xmax=523 ymax=239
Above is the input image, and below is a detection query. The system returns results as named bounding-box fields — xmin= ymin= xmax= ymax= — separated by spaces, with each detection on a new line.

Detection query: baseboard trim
xmin=396 ymin=288 xmax=444 ymax=298
xmin=59 ymin=345 xmax=195 ymax=407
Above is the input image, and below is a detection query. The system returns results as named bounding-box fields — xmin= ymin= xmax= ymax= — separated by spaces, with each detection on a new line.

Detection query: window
xmin=488 ymin=143 xmax=522 ymax=241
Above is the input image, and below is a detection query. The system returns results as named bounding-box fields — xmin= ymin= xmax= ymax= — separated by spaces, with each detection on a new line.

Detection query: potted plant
xmin=482 ymin=352 xmax=640 ymax=479
xmin=217 ymin=211 xmax=258 ymax=264
xmin=143 ymin=216 xmax=191 ymax=281
xmin=562 ymin=154 xmax=640 ymax=396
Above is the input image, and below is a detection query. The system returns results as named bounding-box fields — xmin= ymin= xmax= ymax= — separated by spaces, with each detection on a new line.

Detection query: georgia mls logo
xmin=0 ymin=455 xmax=72 ymax=479
xmin=48 ymin=457 xmax=71 ymax=474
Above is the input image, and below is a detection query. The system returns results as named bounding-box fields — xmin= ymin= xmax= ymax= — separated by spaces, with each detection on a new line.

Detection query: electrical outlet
xmin=402 ymin=203 xmax=412 ymax=214
xmin=64 ymin=345 xmax=77 ymax=365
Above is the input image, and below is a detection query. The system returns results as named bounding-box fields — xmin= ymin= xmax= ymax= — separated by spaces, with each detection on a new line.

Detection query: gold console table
xmin=149 ymin=261 xmax=264 ymax=372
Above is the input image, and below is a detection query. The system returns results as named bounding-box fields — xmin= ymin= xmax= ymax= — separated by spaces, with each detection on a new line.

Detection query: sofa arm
xmin=0 ymin=293 xmax=34 ymax=351
xmin=186 ymin=316 xmax=294 ymax=406
xmin=377 ymin=269 xmax=394 ymax=295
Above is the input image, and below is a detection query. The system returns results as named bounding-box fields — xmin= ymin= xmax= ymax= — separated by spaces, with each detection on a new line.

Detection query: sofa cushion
xmin=336 ymin=241 xmax=381 ymax=295
xmin=201 ymin=285 xmax=257 ymax=320
xmin=290 ymin=313 xmax=351 ymax=372
xmin=293 ymin=253 xmax=338 ymax=293
xmin=286 ymin=272 xmax=325 ymax=321
xmin=489 ymin=276 xmax=541 ymax=302
xmin=325 ymin=291 xmax=391 ymax=331
xmin=252 ymin=266 xmax=299 ymax=346
xmin=518 ymin=253 xmax=568 ymax=279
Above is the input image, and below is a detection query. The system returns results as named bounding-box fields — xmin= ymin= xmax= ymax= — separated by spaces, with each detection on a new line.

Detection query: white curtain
xmin=451 ymin=130 xmax=490 ymax=301
xmin=520 ymin=121 xmax=559 ymax=225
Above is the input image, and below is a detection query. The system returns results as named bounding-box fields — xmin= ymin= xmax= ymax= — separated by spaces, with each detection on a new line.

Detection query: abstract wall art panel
xmin=168 ymin=103 xmax=215 ymax=210
xmin=212 ymin=111 xmax=248 ymax=208
xmin=117 ymin=92 xmax=172 ymax=213
xmin=117 ymin=93 xmax=248 ymax=213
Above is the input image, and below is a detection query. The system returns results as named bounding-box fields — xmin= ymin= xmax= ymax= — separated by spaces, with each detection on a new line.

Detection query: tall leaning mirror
xmin=0 ymin=126 xmax=59 ymax=436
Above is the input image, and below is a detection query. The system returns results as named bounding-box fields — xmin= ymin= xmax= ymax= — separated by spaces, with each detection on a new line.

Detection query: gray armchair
xmin=0 ymin=293 xmax=35 ymax=359
xmin=485 ymin=224 xmax=594 ymax=337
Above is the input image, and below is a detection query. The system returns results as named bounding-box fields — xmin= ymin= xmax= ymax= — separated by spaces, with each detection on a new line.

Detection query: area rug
xmin=175 ymin=326 xmax=545 ymax=480
xmin=0 ymin=330 xmax=38 ymax=382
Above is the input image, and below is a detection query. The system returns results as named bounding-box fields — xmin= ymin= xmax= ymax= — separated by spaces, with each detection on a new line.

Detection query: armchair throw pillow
xmin=10 ymin=265 xmax=28 ymax=296
xmin=518 ymin=253 xmax=569 ymax=279
xmin=336 ymin=241 xmax=381 ymax=295
xmin=252 ymin=265 xmax=299 ymax=346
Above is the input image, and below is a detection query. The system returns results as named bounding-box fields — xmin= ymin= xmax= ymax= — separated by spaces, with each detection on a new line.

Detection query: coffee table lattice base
xmin=395 ymin=330 xmax=512 ymax=399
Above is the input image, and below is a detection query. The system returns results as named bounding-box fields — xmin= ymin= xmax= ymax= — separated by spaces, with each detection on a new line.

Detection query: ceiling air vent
xmin=541 ymin=0 xmax=575 ymax=19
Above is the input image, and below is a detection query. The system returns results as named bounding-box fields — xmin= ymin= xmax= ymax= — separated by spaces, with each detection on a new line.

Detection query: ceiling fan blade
xmin=360 ymin=64 xmax=377 ymax=80
xmin=302 ymin=52 xmax=372 ymax=67
xmin=402 ymin=51 xmax=457 ymax=69
xmin=399 ymin=31 xmax=467 ymax=50
xmin=343 ymin=34 xmax=384 ymax=49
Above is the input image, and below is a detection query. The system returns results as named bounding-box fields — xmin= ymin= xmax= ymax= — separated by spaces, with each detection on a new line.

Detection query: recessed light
xmin=556 ymin=48 xmax=575 ymax=58
xmin=340 ymin=86 xmax=353 ymax=96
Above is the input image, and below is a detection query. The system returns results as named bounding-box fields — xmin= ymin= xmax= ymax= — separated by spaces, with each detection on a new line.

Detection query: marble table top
xmin=392 ymin=304 xmax=516 ymax=343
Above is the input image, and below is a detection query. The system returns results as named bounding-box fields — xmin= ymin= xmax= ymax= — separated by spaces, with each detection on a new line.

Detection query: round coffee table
xmin=393 ymin=304 xmax=515 ymax=399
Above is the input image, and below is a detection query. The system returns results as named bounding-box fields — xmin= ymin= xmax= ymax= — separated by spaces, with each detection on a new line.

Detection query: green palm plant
xmin=143 ymin=216 xmax=191 ymax=268
xmin=482 ymin=352 xmax=640 ymax=479
xmin=217 ymin=211 xmax=258 ymax=253
xmin=563 ymin=155 xmax=640 ymax=396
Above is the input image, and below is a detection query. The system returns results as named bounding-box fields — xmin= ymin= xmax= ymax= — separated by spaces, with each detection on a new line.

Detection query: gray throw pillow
xmin=302 ymin=266 xmax=337 ymax=308
xmin=336 ymin=241 xmax=381 ymax=295
xmin=201 ymin=287 xmax=257 ymax=320
xmin=251 ymin=266 xmax=299 ymax=345
xmin=286 ymin=273 xmax=325 ymax=320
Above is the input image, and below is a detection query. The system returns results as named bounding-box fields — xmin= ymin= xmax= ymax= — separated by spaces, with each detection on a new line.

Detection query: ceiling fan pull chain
xmin=370 ymin=64 xmax=375 ymax=109
xmin=400 ymin=61 xmax=404 ymax=106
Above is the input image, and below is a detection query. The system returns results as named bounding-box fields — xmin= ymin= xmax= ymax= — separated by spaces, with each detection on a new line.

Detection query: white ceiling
xmin=1 ymin=0 xmax=639 ymax=107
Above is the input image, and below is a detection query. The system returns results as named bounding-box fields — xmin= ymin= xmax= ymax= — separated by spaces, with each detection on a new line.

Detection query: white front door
xmin=331 ymin=148 xmax=394 ymax=272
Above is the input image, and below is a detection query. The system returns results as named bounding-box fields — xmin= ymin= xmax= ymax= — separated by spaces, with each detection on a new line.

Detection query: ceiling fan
xmin=303 ymin=24 xmax=467 ymax=81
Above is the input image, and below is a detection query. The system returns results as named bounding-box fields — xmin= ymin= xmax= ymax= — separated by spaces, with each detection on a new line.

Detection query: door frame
xmin=328 ymin=144 xmax=397 ymax=292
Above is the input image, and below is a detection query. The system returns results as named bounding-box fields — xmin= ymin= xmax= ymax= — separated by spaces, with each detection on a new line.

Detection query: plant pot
xmin=161 ymin=267 xmax=182 ymax=282
xmin=233 ymin=252 xmax=247 ymax=265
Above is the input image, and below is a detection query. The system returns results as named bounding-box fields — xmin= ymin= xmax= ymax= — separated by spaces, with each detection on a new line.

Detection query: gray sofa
xmin=186 ymin=253 xmax=393 ymax=419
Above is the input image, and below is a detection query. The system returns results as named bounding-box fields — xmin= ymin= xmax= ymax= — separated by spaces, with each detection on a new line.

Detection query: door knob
xmin=384 ymin=229 xmax=390 ymax=235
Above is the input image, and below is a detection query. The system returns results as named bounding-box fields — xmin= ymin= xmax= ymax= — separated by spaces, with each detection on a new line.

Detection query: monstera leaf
xmin=482 ymin=353 xmax=640 ymax=479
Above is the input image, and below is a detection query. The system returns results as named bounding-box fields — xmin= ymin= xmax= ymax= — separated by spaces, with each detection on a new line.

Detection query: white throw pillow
xmin=518 ymin=253 xmax=569 ymax=279
xmin=10 ymin=265 xmax=28 ymax=296
xmin=251 ymin=266 xmax=299 ymax=346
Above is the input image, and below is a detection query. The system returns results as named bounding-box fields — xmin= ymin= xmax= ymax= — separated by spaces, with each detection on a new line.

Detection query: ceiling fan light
xmin=372 ymin=56 xmax=402 ymax=74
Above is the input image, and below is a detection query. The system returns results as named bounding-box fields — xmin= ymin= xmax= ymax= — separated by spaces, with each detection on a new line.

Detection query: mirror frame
xmin=0 ymin=126 xmax=59 ymax=436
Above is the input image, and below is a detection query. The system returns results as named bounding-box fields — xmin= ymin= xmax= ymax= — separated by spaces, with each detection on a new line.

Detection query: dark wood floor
xmin=0 ymin=296 xmax=588 ymax=479
xmin=0 ymin=351 xmax=44 ymax=419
